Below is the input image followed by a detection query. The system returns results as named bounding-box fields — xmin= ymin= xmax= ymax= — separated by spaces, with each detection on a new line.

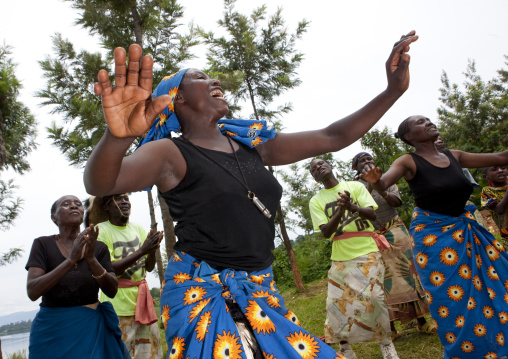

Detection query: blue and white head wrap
xmin=136 ymin=69 xmax=277 ymax=149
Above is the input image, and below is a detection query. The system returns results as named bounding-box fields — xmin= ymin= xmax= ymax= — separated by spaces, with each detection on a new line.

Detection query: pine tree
xmin=200 ymin=0 xmax=309 ymax=290
xmin=437 ymin=57 xmax=508 ymax=197
xmin=36 ymin=0 xmax=198 ymax=279
xmin=0 ymin=44 xmax=38 ymax=265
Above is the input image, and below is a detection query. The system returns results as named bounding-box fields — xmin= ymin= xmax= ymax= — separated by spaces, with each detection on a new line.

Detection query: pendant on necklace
xmin=248 ymin=191 xmax=271 ymax=218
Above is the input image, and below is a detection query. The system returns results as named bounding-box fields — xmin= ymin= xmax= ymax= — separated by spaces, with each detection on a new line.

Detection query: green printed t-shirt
xmin=309 ymin=181 xmax=379 ymax=261
xmin=98 ymin=221 xmax=147 ymax=316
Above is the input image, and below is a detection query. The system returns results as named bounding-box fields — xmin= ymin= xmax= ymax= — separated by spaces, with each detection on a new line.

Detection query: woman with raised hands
xmin=84 ymin=32 xmax=417 ymax=359
xmin=361 ymin=115 xmax=508 ymax=359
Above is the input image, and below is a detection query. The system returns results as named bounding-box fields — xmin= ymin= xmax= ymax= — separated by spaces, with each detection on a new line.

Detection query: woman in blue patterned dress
xmin=361 ymin=115 xmax=508 ymax=359
xmin=83 ymin=32 xmax=418 ymax=359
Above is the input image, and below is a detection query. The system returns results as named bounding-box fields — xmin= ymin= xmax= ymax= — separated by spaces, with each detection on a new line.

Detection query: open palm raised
xmin=94 ymin=44 xmax=172 ymax=138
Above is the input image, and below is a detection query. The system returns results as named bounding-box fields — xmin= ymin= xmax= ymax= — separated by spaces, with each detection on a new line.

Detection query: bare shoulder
xmin=393 ymin=153 xmax=417 ymax=179
xmin=152 ymin=138 xmax=187 ymax=193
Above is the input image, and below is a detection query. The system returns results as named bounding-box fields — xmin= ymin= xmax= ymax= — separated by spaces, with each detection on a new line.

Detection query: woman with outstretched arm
xmin=361 ymin=115 xmax=508 ymax=359
xmin=84 ymin=32 xmax=418 ymax=359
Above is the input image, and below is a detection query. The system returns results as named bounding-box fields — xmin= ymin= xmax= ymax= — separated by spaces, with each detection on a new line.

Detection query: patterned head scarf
xmin=351 ymin=152 xmax=372 ymax=171
xmin=136 ymin=69 xmax=277 ymax=149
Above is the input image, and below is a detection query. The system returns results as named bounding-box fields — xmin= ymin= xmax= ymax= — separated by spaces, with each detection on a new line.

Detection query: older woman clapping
xmin=26 ymin=195 xmax=129 ymax=359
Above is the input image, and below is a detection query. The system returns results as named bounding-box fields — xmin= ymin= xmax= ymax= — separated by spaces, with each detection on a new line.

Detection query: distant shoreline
xmin=0 ymin=327 xmax=31 ymax=336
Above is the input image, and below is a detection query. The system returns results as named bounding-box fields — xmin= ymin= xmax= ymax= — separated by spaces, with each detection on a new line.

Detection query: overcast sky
xmin=1 ymin=0 xmax=507 ymax=315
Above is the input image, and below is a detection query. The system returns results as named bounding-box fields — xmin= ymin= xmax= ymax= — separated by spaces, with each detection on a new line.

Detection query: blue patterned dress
xmin=411 ymin=205 xmax=508 ymax=359
xmin=160 ymin=251 xmax=343 ymax=359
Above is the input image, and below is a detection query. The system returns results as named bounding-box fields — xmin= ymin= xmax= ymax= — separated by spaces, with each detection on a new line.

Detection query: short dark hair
xmin=50 ymin=199 xmax=59 ymax=218
xmin=309 ymin=157 xmax=331 ymax=170
xmin=395 ymin=117 xmax=413 ymax=146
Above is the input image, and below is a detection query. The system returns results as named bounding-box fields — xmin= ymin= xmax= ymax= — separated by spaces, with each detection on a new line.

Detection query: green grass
xmin=153 ymin=296 xmax=168 ymax=359
xmin=153 ymin=279 xmax=444 ymax=358
xmin=281 ymin=279 xmax=444 ymax=359
xmin=6 ymin=349 xmax=27 ymax=359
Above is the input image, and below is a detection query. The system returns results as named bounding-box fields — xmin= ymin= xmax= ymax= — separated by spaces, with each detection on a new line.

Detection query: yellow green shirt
xmin=98 ymin=221 xmax=147 ymax=316
xmin=309 ymin=181 xmax=379 ymax=261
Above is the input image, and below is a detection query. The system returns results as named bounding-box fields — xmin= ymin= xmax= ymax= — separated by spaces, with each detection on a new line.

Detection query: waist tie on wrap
xmin=333 ymin=231 xmax=391 ymax=251
xmin=118 ymin=278 xmax=158 ymax=325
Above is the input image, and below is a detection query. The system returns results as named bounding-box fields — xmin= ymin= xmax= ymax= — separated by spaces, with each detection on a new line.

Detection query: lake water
xmin=1 ymin=332 xmax=29 ymax=357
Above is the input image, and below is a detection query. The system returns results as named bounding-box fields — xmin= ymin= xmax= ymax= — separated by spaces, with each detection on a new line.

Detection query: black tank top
xmin=159 ymin=137 xmax=283 ymax=271
xmin=407 ymin=150 xmax=473 ymax=217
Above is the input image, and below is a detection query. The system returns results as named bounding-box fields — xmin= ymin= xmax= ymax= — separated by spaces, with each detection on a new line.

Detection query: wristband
xmin=92 ymin=268 xmax=108 ymax=280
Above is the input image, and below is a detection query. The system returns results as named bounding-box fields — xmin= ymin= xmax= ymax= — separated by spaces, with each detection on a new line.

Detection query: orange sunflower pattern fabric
xmin=160 ymin=251 xmax=344 ymax=359
xmin=410 ymin=205 xmax=508 ymax=359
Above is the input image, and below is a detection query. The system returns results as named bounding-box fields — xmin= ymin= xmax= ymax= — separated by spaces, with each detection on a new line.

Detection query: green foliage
xmin=282 ymin=280 xmax=443 ymax=358
xmin=0 ymin=247 xmax=23 ymax=266
xmin=360 ymin=127 xmax=414 ymax=226
xmin=0 ymin=319 xmax=32 ymax=335
xmin=39 ymin=0 xmax=198 ymax=167
xmin=67 ymin=0 xmax=199 ymax=85
xmin=437 ymin=57 xmax=508 ymax=205
xmin=0 ymin=179 xmax=23 ymax=232
xmin=0 ymin=44 xmax=35 ymax=262
xmin=272 ymin=234 xmax=331 ymax=290
xmin=6 ymin=349 xmax=27 ymax=359
xmin=199 ymin=0 xmax=309 ymax=127
xmin=37 ymin=34 xmax=110 ymax=166
xmin=150 ymin=286 xmax=160 ymax=299
xmin=280 ymin=161 xmax=320 ymax=235
xmin=0 ymin=44 xmax=38 ymax=173
xmin=438 ymin=58 xmax=508 ymax=154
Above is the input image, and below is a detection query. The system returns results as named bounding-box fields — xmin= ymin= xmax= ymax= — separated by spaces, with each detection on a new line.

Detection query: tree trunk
xmin=276 ymin=204 xmax=305 ymax=291
xmin=158 ymin=192 xmax=176 ymax=259
xmin=130 ymin=5 xmax=143 ymax=46
xmin=245 ymin=79 xmax=260 ymax=121
xmin=147 ymin=190 xmax=164 ymax=286
xmin=248 ymin=95 xmax=304 ymax=291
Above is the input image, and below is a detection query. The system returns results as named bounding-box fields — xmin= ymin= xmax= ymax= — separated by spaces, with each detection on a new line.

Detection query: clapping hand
xmin=83 ymin=225 xmax=99 ymax=262
xmin=94 ymin=44 xmax=172 ymax=138
xmin=140 ymin=229 xmax=164 ymax=255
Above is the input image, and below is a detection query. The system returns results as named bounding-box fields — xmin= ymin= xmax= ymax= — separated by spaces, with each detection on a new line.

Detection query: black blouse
xmin=407 ymin=150 xmax=473 ymax=217
xmin=26 ymin=235 xmax=114 ymax=307
xmin=160 ymin=138 xmax=283 ymax=272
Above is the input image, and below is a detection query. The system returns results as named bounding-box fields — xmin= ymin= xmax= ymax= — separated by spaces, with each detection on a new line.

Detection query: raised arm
xmin=361 ymin=154 xmax=415 ymax=192
xmin=451 ymin=150 xmax=508 ymax=169
xmin=84 ymin=44 xmax=182 ymax=196
xmin=258 ymin=31 xmax=418 ymax=166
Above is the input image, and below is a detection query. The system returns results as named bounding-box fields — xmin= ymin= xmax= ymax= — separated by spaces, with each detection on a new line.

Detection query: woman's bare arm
xmin=451 ymin=150 xmax=508 ymax=169
xmin=361 ymin=154 xmax=415 ymax=192
xmin=83 ymin=44 xmax=184 ymax=196
xmin=257 ymin=31 xmax=418 ymax=166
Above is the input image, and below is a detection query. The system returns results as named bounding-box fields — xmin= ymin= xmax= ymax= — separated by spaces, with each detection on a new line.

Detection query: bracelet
xmin=382 ymin=192 xmax=389 ymax=199
xmin=349 ymin=204 xmax=359 ymax=217
xmin=92 ymin=268 xmax=108 ymax=280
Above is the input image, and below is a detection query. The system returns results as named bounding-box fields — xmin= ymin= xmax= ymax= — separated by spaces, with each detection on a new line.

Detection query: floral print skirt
xmin=160 ymin=251 xmax=343 ymax=359
xmin=411 ymin=204 xmax=508 ymax=359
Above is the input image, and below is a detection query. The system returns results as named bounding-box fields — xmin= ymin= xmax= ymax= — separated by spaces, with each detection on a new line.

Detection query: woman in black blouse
xmin=26 ymin=195 xmax=129 ymax=359
xmin=361 ymin=115 xmax=508 ymax=359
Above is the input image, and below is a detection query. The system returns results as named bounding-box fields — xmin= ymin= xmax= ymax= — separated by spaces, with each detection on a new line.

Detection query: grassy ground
xmin=281 ymin=279 xmax=444 ymax=359
xmin=154 ymin=279 xmax=444 ymax=358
